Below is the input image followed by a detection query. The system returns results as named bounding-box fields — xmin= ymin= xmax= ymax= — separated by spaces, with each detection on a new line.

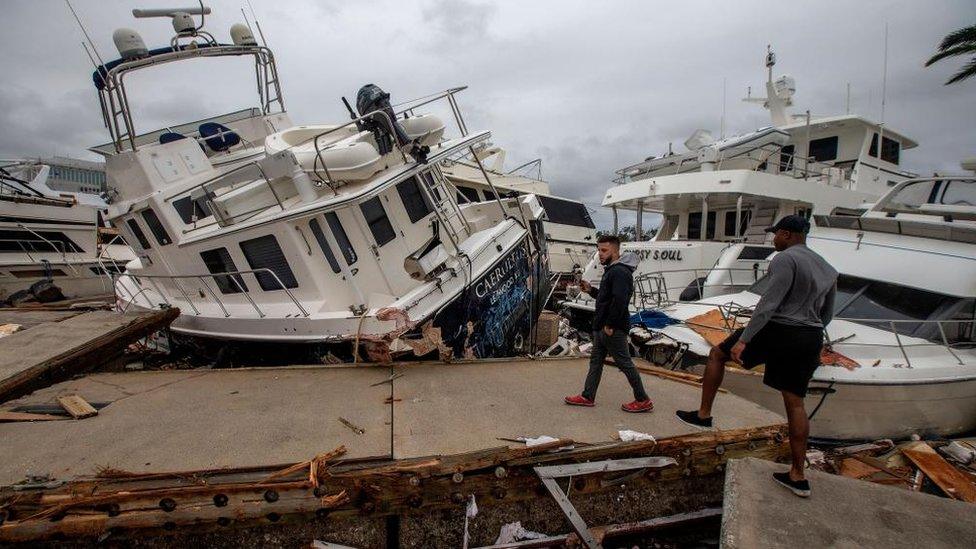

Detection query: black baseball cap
xmin=764 ymin=214 xmax=810 ymax=234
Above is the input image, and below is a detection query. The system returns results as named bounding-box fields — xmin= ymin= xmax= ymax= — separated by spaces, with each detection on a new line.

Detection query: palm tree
xmin=925 ymin=23 xmax=976 ymax=85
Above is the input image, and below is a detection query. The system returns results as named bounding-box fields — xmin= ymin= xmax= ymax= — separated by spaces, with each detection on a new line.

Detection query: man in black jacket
xmin=565 ymin=235 xmax=653 ymax=413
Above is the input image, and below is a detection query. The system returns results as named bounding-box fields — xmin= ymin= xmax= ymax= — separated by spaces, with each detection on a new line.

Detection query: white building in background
xmin=33 ymin=156 xmax=107 ymax=195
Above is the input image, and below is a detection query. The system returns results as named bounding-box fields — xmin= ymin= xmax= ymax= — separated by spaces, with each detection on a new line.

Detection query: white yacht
xmin=641 ymin=176 xmax=976 ymax=440
xmin=0 ymin=160 xmax=134 ymax=302
xmin=564 ymin=48 xmax=916 ymax=326
xmin=441 ymin=145 xmax=597 ymax=281
xmin=88 ymin=7 xmax=549 ymax=361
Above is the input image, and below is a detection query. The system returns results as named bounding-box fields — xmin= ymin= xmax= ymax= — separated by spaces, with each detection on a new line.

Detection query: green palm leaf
xmin=927 ymin=23 xmax=976 ymax=85
xmin=946 ymin=58 xmax=976 ymax=85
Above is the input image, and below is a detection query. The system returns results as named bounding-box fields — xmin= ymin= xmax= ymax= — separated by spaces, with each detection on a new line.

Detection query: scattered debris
xmin=494 ymin=521 xmax=548 ymax=544
xmin=618 ymin=430 xmax=656 ymax=443
xmin=56 ymin=395 xmax=98 ymax=419
xmin=369 ymin=372 xmax=405 ymax=386
xmin=0 ymin=411 xmax=65 ymax=423
xmin=0 ymin=323 xmax=22 ymax=338
xmin=901 ymin=441 xmax=976 ymax=503
xmin=338 ymin=416 xmax=365 ymax=435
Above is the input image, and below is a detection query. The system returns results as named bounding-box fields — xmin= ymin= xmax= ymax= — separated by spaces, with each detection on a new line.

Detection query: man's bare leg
xmin=781 ymin=391 xmax=809 ymax=481
xmin=698 ymin=346 xmax=727 ymax=419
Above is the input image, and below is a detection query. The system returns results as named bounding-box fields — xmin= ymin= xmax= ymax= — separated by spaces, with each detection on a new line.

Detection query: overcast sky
xmin=2 ymin=0 xmax=974 ymax=228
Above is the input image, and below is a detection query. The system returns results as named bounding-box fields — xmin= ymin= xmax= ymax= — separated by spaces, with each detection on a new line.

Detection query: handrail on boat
xmin=111 ymin=267 xmax=310 ymax=319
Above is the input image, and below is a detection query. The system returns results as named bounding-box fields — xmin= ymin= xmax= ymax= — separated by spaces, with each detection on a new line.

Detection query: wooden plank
xmin=0 ymin=308 xmax=180 ymax=403
xmin=0 ymin=411 xmax=65 ymax=422
xmin=56 ymin=395 xmax=98 ymax=419
xmin=901 ymin=441 xmax=976 ymax=503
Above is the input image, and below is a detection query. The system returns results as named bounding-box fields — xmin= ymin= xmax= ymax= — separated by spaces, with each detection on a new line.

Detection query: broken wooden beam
xmin=901 ymin=441 xmax=976 ymax=503
xmin=56 ymin=395 xmax=98 ymax=419
xmin=0 ymin=308 xmax=180 ymax=403
xmin=0 ymin=411 xmax=65 ymax=423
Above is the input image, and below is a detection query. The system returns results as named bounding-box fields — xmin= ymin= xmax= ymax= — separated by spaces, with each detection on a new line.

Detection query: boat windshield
xmin=748 ymin=273 xmax=975 ymax=344
xmin=877 ymin=178 xmax=976 ymax=212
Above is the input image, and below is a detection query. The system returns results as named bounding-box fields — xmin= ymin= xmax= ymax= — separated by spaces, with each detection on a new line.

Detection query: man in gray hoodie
xmin=565 ymin=235 xmax=653 ymax=413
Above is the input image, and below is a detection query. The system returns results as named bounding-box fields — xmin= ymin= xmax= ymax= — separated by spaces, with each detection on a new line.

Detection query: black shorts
xmin=719 ymin=322 xmax=824 ymax=397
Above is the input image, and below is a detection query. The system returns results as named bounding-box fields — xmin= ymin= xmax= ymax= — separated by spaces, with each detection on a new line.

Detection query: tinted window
xmin=141 ymin=209 xmax=172 ymax=246
xmin=126 ymin=219 xmax=151 ymax=250
xmin=326 ymin=212 xmax=357 ymax=265
xmin=396 ymin=176 xmax=432 ymax=223
xmin=779 ymin=144 xmax=795 ymax=172
xmin=360 ymin=196 xmax=396 ymax=246
xmin=833 ymin=274 xmax=957 ymax=338
xmin=687 ymin=211 xmax=716 ymax=239
xmin=200 ymin=247 xmax=247 ymax=294
xmin=869 ymin=133 xmax=900 ymax=165
xmin=808 ymin=136 xmax=838 ymax=162
xmin=457 ymin=186 xmax=481 ymax=203
xmin=736 ymin=246 xmax=773 ymax=260
xmin=173 ymin=195 xmax=213 ymax=224
xmin=239 ymin=235 xmax=298 ymax=291
xmin=309 ymin=218 xmax=341 ymax=273
xmin=537 ymin=196 xmax=596 ymax=228
xmin=483 ymin=190 xmax=496 ymax=201
xmin=0 ymin=229 xmax=83 ymax=253
xmin=724 ymin=210 xmax=752 ymax=237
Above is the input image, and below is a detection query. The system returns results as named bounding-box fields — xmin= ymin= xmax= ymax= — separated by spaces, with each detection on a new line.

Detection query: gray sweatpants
xmin=582 ymin=330 xmax=649 ymax=402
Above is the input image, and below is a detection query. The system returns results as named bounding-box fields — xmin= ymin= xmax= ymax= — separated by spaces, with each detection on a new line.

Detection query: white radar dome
xmin=171 ymin=12 xmax=196 ymax=34
xmin=230 ymin=23 xmax=257 ymax=46
xmin=113 ymin=28 xmax=148 ymax=59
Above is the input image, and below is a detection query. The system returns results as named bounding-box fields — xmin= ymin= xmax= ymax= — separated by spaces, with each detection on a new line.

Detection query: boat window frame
xmin=808 ymin=135 xmax=839 ymax=163
xmin=140 ymin=208 xmax=173 ymax=246
xmin=360 ymin=196 xmax=396 ymax=247
xmin=125 ymin=218 xmax=152 ymax=250
xmin=239 ymin=234 xmax=299 ymax=291
xmin=396 ymin=175 xmax=433 ymax=224
xmin=200 ymin=246 xmax=248 ymax=294
xmin=309 ymin=217 xmax=341 ymax=274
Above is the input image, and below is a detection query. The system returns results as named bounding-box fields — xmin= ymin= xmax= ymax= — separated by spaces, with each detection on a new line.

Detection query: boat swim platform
xmin=721 ymin=457 xmax=976 ymax=549
xmin=0 ymin=308 xmax=180 ymax=404
xmin=0 ymin=358 xmax=787 ymax=546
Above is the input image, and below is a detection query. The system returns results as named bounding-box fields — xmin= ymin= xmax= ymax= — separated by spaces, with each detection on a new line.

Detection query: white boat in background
xmin=86 ymin=6 xmax=549 ymax=361
xmin=642 ymin=176 xmax=976 ymax=440
xmin=441 ymin=146 xmax=597 ymax=281
xmin=563 ymin=47 xmax=917 ymax=327
xmin=0 ymin=160 xmax=134 ymax=302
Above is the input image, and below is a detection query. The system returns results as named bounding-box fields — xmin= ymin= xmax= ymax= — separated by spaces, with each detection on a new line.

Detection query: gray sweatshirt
xmin=740 ymin=244 xmax=838 ymax=343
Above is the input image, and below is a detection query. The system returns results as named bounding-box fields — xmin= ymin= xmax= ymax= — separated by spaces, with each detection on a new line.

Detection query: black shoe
xmin=675 ymin=409 xmax=713 ymax=428
xmin=772 ymin=472 xmax=811 ymax=498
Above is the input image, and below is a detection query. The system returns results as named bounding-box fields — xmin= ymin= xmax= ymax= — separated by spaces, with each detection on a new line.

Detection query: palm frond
xmin=925 ymin=44 xmax=976 ymax=66
xmin=945 ymin=57 xmax=976 ymax=85
xmin=937 ymin=24 xmax=976 ymax=51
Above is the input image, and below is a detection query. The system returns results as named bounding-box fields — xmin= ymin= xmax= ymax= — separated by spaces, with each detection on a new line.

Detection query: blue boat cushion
xmin=159 ymin=132 xmax=187 ymax=144
xmin=199 ymin=122 xmax=241 ymax=152
xmin=629 ymin=309 xmax=680 ymax=329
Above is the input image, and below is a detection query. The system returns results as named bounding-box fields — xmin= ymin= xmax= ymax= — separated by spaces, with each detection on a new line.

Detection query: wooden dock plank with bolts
xmin=0 ymin=358 xmax=787 ymax=546
xmin=0 ymin=308 xmax=179 ymax=403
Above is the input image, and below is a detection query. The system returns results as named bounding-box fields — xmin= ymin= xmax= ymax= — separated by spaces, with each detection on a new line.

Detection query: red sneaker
xmin=564 ymin=395 xmax=595 ymax=407
xmin=621 ymin=399 xmax=654 ymax=413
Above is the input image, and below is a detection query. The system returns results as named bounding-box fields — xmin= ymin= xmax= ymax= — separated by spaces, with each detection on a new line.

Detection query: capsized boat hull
xmin=690 ymin=364 xmax=976 ymax=440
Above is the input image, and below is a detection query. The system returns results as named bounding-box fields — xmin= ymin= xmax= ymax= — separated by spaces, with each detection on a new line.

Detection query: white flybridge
xmin=563 ymin=47 xmax=917 ymax=325
xmin=88 ymin=6 xmax=550 ymax=361
xmin=0 ymin=160 xmax=134 ymax=301
xmin=441 ymin=145 xmax=597 ymax=280
xmin=640 ymin=176 xmax=976 ymax=440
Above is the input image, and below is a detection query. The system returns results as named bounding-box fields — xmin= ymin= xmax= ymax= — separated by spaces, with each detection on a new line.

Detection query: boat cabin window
xmin=173 ymin=195 xmax=213 ymax=224
xmin=808 ymin=136 xmax=839 ymax=162
xmin=687 ymin=211 xmax=716 ymax=240
xmin=457 ymin=186 xmax=481 ymax=203
xmin=483 ymin=190 xmax=496 ymax=201
xmin=90 ymin=264 xmax=125 ymax=276
xmin=326 ymin=212 xmax=357 ymax=266
xmin=882 ymin=179 xmax=976 ymax=211
xmin=309 ymin=218 xmax=341 ymax=274
xmin=0 ymin=229 xmax=83 ymax=253
xmin=537 ymin=196 xmax=596 ymax=228
xmin=396 ymin=176 xmax=433 ymax=223
xmin=360 ymin=197 xmax=396 ymax=247
xmin=239 ymin=235 xmax=298 ymax=291
xmin=125 ymin=219 xmax=152 ymax=250
xmin=200 ymin=247 xmax=247 ymax=294
xmin=868 ymin=133 xmax=900 ymax=165
xmin=140 ymin=209 xmax=172 ymax=246
xmin=723 ymin=210 xmax=752 ymax=238
xmin=11 ymin=269 xmax=67 ymax=278
xmin=779 ymin=144 xmax=795 ymax=172
xmin=736 ymin=246 xmax=773 ymax=260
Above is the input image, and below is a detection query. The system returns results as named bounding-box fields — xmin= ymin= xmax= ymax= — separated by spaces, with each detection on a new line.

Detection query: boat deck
xmin=0 ymin=357 xmax=783 ymax=486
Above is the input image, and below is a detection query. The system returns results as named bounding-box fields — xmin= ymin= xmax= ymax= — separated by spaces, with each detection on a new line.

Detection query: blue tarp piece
xmin=630 ymin=310 xmax=680 ymax=329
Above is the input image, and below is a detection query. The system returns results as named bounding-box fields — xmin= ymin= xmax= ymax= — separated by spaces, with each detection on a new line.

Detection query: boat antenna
xmin=878 ymin=22 xmax=889 ymax=150
xmin=241 ymin=7 xmax=256 ymax=37
xmin=845 ymin=82 xmax=851 ymax=114
xmin=245 ymin=0 xmax=271 ymax=49
xmin=720 ymin=77 xmax=727 ymax=139
xmin=65 ymin=0 xmax=107 ymax=67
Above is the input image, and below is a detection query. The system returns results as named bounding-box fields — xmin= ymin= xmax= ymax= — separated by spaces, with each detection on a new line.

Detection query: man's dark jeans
xmin=582 ymin=330 xmax=649 ymax=401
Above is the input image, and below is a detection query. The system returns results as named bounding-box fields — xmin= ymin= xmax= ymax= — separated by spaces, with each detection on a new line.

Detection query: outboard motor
xmin=355 ymin=84 xmax=429 ymax=163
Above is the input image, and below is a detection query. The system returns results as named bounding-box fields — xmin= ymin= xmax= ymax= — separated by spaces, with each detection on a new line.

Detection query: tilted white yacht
xmin=641 ymin=176 xmax=976 ymax=440
xmin=88 ymin=7 xmax=549 ymax=361
xmin=564 ymin=48 xmax=917 ymax=325
xmin=441 ymin=145 xmax=597 ymax=281
xmin=0 ymin=160 xmax=134 ymax=302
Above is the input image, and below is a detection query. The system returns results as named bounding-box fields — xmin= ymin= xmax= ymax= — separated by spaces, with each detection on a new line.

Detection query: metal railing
xmin=632 ymin=266 xmax=769 ymax=310
xmin=112 ymin=267 xmax=309 ymax=319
